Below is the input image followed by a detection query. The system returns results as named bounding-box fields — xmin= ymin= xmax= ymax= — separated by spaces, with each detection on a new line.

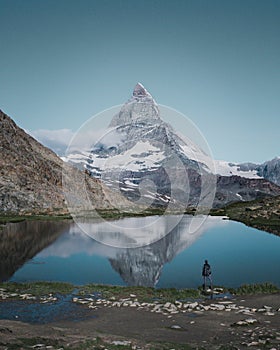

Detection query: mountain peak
xmin=133 ymin=83 xmax=151 ymax=98
xmin=109 ymin=83 xmax=160 ymax=127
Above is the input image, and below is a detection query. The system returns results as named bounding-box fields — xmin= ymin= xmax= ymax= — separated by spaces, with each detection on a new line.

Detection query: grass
xmin=0 ymin=214 xmax=72 ymax=225
xmin=0 ymin=281 xmax=75 ymax=296
xmin=228 ymin=282 xmax=280 ymax=295
xmin=0 ymin=206 xmax=192 ymax=225
xmin=1 ymin=281 xmax=278 ymax=300
xmin=78 ymin=284 xmax=200 ymax=302
xmin=6 ymin=337 xmax=63 ymax=350
xmin=210 ymin=196 xmax=280 ymax=237
xmin=0 ymin=336 xmax=202 ymax=350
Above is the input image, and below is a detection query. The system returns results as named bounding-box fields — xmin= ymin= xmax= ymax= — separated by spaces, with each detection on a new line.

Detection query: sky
xmin=0 ymin=0 xmax=279 ymax=163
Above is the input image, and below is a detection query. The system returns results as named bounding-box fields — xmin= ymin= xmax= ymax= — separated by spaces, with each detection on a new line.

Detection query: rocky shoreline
xmin=0 ymin=284 xmax=280 ymax=349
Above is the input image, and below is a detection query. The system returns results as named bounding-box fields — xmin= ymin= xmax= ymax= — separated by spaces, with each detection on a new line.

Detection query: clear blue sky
xmin=1 ymin=0 xmax=279 ymax=163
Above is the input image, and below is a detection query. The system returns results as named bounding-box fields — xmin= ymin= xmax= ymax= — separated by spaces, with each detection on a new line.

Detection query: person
xmin=202 ymin=259 xmax=212 ymax=291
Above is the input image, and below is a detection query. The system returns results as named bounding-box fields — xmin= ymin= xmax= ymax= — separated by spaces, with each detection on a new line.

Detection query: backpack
xmin=203 ymin=264 xmax=211 ymax=276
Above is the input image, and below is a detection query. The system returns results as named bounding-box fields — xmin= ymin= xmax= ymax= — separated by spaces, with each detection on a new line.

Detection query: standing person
xmin=202 ymin=259 xmax=212 ymax=291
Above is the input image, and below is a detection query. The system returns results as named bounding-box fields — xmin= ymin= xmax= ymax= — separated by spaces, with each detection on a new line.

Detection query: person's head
xmin=205 ymin=260 xmax=208 ymax=264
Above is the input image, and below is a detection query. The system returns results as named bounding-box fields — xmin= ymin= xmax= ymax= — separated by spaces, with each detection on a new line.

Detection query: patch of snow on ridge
xmin=91 ymin=141 xmax=165 ymax=172
xmin=178 ymin=143 xmax=214 ymax=173
xmin=61 ymin=151 xmax=91 ymax=168
xmin=214 ymin=160 xmax=261 ymax=179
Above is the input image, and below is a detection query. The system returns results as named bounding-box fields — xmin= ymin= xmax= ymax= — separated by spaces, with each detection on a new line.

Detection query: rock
xmin=164 ymin=302 xmax=171 ymax=308
xmin=246 ymin=341 xmax=260 ymax=346
xmin=210 ymin=303 xmax=225 ymax=311
xmin=201 ymin=305 xmax=210 ymax=311
xmin=264 ymin=312 xmax=275 ymax=316
xmin=0 ymin=109 xmax=129 ymax=216
xmin=218 ymin=301 xmax=234 ymax=304
xmin=188 ymin=302 xmax=198 ymax=309
xmin=231 ymin=318 xmax=258 ymax=327
xmin=111 ymin=340 xmax=131 ymax=346
xmin=175 ymin=301 xmax=182 ymax=308
xmin=170 ymin=325 xmax=182 ymax=330
xmin=245 ymin=318 xmax=258 ymax=324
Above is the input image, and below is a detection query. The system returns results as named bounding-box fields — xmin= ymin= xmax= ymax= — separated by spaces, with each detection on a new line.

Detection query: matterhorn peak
xmin=109 ymin=83 xmax=160 ymax=127
xmin=133 ymin=83 xmax=152 ymax=98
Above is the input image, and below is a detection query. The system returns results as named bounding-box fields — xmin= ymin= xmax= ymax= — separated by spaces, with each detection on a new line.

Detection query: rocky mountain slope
xmin=0 ymin=110 xmax=128 ymax=215
xmin=215 ymin=175 xmax=280 ymax=207
xmin=254 ymin=158 xmax=280 ymax=186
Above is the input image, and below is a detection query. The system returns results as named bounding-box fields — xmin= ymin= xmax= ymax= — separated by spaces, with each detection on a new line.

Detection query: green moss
xmin=229 ymin=282 xmax=279 ymax=295
xmin=1 ymin=281 xmax=279 ymax=300
xmin=78 ymin=284 xmax=201 ymax=302
xmin=2 ymin=337 xmax=201 ymax=350
xmin=0 ymin=281 xmax=74 ymax=295
xmin=0 ymin=214 xmax=72 ymax=225
xmin=216 ymin=196 xmax=280 ymax=236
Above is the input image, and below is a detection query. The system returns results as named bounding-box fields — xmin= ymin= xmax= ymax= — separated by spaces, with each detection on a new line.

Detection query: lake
xmin=1 ymin=215 xmax=280 ymax=288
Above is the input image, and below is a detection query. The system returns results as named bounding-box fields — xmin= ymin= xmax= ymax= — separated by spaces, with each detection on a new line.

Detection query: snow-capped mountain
xmin=214 ymin=160 xmax=261 ymax=179
xmin=64 ymin=83 xmax=280 ymax=208
xmin=82 ymin=83 xmax=216 ymax=209
xmin=214 ymin=157 xmax=280 ymax=186
xmin=257 ymin=157 xmax=280 ymax=186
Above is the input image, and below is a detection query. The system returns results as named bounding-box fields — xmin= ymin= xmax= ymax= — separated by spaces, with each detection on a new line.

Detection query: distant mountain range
xmin=0 ymin=110 xmax=128 ymax=215
xmin=64 ymin=83 xmax=280 ymax=209
xmin=1 ymin=83 xmax=280 ymax=215
xmin=215 ymin=158 xmax=280 ymax=186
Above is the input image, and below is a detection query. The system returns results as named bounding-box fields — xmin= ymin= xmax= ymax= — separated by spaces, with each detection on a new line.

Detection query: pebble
xmin=264 ymin=312 xmax=275 ymax=316
xmin=170 ymin=325 xmax=182 ymax=329
xmin=111 ymin=340 xmax=131 ymax=346
xmin=70 ymin=293 xmax=280 ymax=325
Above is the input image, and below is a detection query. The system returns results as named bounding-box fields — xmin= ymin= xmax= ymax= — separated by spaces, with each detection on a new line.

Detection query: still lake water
xmin=1 ymin=215 xmax=280 ymax=288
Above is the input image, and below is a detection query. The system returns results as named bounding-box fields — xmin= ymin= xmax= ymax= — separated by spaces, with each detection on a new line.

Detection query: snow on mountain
xmin=214 ymin=160 xmax=261 ymax=179
xmin=63 ymin=84 xmax=280 ymax=208
xmin=214 ymin=157 xmax=280 ymax=186
xmin=89 ymin=141 xmax=165 ymax=175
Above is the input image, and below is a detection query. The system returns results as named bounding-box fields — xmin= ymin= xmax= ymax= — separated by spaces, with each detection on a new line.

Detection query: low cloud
xmin=29 ymin=129 xmax=74 ymax=156
xmin=29 ymin=127 xmax=124 ymax=156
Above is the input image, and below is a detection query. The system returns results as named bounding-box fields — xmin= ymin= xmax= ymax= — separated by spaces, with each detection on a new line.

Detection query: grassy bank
xmin=1 ymin=196 xmax=279 ymax=238
xmin=0 ymin=206 xmax=207 ymax=225
xmin=1 ymin=281 xmax=279 ymax=301
xmin=0 ymin=214 xmax=72 ymax=225
xmin=211 ymin=196 xmax=280 ymax=236
xmin=0 ymin=208 xmax=172 ymax=226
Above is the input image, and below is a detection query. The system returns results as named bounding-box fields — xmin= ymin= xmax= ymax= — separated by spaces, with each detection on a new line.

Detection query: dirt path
xmin=1 ymin=294 xmax=280 ymax=349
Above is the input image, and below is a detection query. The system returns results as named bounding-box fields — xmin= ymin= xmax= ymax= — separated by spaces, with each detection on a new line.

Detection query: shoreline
xmin=1 ymin=194 xmax=280 ymax=237
xmin=1 ymin=281 xmax=279 ymax=301
xmin=1 ymin=205 xmax=280 ymax=238
xmin=1 ymin=282 xmax=280 ymax=349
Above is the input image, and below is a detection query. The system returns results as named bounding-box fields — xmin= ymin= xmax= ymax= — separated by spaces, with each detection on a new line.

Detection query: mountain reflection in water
xmin=0 ymin=220 xmax=71 ymax=282
xmin=1 ymin=215 xmax=226 ymax=286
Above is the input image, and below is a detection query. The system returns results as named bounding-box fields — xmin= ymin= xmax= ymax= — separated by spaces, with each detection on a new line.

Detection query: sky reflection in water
xmin=9 ymin=215 xmax=280 ymax=288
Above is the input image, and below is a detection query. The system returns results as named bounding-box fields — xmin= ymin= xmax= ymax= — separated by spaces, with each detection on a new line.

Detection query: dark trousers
xmin=203 ymin=275 xmax=212 ymax=290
